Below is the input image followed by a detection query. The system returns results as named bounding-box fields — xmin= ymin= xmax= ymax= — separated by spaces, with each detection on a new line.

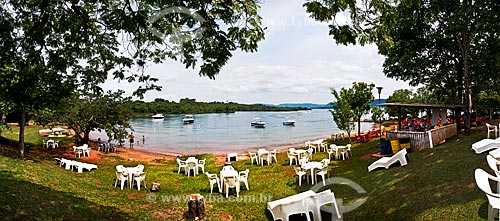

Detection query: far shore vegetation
xmin=126 ymin=98 xmax=309 ymax=116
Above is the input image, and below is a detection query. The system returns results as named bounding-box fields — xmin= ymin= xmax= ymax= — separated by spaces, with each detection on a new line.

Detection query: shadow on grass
xmin=0 ymin=169 xmax=132 ymax=220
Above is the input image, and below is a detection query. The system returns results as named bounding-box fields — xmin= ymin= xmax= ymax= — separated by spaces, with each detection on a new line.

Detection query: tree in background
xmin=0 ymin=0 xmax=265 ymax=158
xmin=36 ymin=91 xmax=131 ymax=145
xmin=331 ymin=82 xmax=375 ymax=136
xmin=385 ymin=89 xmax=417 ymax=118
xmin=371 ymin=106 xmax=384 ymax=123
xmin=330 ymin=88 xmax=356 ymax=142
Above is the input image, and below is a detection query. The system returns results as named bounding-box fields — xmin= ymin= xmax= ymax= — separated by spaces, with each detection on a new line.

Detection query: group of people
xmin=128 ymin=133 xmax=145 ymax=149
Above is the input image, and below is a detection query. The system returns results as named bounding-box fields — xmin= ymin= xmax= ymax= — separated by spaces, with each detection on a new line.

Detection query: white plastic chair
xmin=176 ymin=158 xmax=187 ymax=174
xmin=487 ymin=123 xmax=499 ymax=139
xmin=267 ymin=191 xmax=316 ymax=221
xmin=115 ymin=165 xmax=124 ymax=172
xmin=310 ymin=190 xmax=342 ymax=221
xmin=327 ymin=148 xmax=335 ymax=160
xmin=114 ymin=171 xmax=129 ymax=190
xmin=306 ymin=148 xmax=314 ymax=161
xmin=83 ymin=145 xmax=91 ymax=157
xmin=267 ymin=149 xmax=277 ymax=163
xmin=472 ymin=138 xmax=500 ymax=154
xmin=321 ymin=158 xmax=330 ymax=167
xmin=248 ymin=152 xmax=258 ymax=165
xmin=222 ymin=165 xmax=235 ymax=171
xmin=368 ymin=148 xmax=408 ymax=172
xmin=198 ymin=159 xmax=206 ymax=173
xmin=133 ymin=172 xmax=147 ymax=190
xmin=73 ymin=146 xmax=82 ymax=158
xmin=299 ymin=156 xmax=309 ymax=167
xmin=224 ymin=176 xmax=240 ymax=198
xmin=280 ymin=199 xmax=311 ymax=221
xmin=316 ymin=165 xmax=329 ymax=186
xmin=346 ymin=144 xmax=352 ymax=158
xmin=239 ymin=169 xmax=250 ymax=190
xmin=287 ymin=151 xmax=298 ymax=165
xmin=294 ymin=167 xmax=307 ymax=186
xmin=330 ymin=144 xmax=341 ymax=159
xmin=475 ymin=168 xmax=500 ymax=221
xmin=205 ymin=172 xmax=221 ymax=193
xmin=136 ymin=164 xmax=145 ymax=173
xmin=487 ymin=155 xmax=500 ymax=177
xmin=98 ymin=143 xmax=104 ymax=152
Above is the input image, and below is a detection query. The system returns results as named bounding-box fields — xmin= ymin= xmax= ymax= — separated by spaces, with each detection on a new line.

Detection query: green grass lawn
xmin=0 ymin=126 xmax=494 ymax=220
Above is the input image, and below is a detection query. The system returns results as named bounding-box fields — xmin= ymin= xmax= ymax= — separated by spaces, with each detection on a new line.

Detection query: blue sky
xmin=103 ymin=0 xmax=412 ymax=104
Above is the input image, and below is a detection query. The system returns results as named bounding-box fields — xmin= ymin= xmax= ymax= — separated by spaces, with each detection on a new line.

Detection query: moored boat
xmin=251 ymin=118 xmax=266 ymax=128
xmin=152 ymin=113 xmax=164 ymax=119
xmin=183 ymin=115 xmax=195 ymax=124
xmin=282 ymin=118 xmax=296 ymax=126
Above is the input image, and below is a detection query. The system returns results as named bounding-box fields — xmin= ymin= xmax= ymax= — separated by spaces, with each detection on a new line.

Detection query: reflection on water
xmin=128 ymin=109 xmax=374 ymax=154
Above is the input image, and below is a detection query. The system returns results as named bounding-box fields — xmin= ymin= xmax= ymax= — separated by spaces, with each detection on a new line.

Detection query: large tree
xmin=304 ymin=0 xmax=500 ymax=135
xmin=0 ymin=0 xmax=265 ymax=158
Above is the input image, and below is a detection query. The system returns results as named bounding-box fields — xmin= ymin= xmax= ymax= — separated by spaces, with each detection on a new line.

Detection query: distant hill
xmin=264 ymin=99 xmax=386 ymax=109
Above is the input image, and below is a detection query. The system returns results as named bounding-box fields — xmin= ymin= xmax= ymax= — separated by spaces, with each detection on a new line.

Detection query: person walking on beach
xmin=142 ymin=135 xmax=145 ymax=144
xmin=129 ymin=132 xmax=135 ymax=149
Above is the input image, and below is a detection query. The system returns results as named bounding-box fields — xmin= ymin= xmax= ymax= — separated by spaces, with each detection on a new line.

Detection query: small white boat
xmin=251 ymin=118 xmax=266 ymax=128
xmin=183 ymin=115 xmax=195 ymax=124
xmin=152 ymin=114 xmax=164 ymax=119
xmin=282 ymin=118 xmax=296 ymax=126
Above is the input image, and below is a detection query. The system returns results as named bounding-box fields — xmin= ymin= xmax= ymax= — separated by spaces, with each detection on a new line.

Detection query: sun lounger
xmin=489 ymin=148 xmax=500 ymax=159
xmin=73 ymin=162 xmax=98 ymax=173
xmin=472 ymin=138 xmax=500 ymax=154
xmin=56 ymin=158 xmax=98 ymax=173
xmin=368 ymin=148 xmax=408 ymax=172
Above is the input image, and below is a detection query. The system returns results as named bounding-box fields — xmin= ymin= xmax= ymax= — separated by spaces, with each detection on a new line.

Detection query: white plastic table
xmin=293 ymin=149 xmax=308 ymax=160
xmin=331 ymin=145 xmax=346 ymax=160
xmin=185 ymin=157 xmax=199 ymax=175
xmin=311 ymin=139 xmax=324 ymax=152
xmin=302 ymin=161 xmax=323 ymax=184
xmin=122 ymin=167 xmax=141 ymax=188
xmin=220 ymin=168 xmax=238 ymax=193
xmin=257 ymin=149 xmax=270 ymax=166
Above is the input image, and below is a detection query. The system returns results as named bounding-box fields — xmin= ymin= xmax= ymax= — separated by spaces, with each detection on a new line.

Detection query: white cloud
xmin=101 ymin=1 xmax=413 ymax=104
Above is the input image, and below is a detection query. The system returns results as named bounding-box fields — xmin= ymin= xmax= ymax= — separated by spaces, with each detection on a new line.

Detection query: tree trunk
xmin=18 ymin=108 xmax=26 ymax=159
xmin=83 ymin=129 xmax=90 ymax=144
xmin=459 ymin=0 xmax=471 ymax=135
xmin=187 ymin=194 xmax=205 ymax=219
xmin=357 ymin=115 xmax=361 ymax=135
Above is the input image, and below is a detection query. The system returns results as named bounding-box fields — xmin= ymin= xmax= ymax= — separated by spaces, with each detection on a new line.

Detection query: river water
xmin=127 ymin=109 xmax=374 ymax=155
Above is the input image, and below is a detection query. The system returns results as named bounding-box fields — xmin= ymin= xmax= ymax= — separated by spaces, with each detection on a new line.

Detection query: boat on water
xmin=151 ymin=114 xmax=164 ymax=119
xmin=251 ymin=118 xmax=266 ymax=128
xmin=183 ymin=115 xmax=195 ymax=124
xmin=282 ymin=118 xmax=296 ymax=126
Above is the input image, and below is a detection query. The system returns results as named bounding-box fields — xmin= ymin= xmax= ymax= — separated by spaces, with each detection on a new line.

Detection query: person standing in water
xmin=129 ymin=132 xmax=135 ymax=149
xmin=142 ymin=135 xmax=145 ymax=144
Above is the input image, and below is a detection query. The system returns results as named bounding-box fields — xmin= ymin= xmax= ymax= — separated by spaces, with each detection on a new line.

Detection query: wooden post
xmin=187 ymin=194 xmax=205 ymax=220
